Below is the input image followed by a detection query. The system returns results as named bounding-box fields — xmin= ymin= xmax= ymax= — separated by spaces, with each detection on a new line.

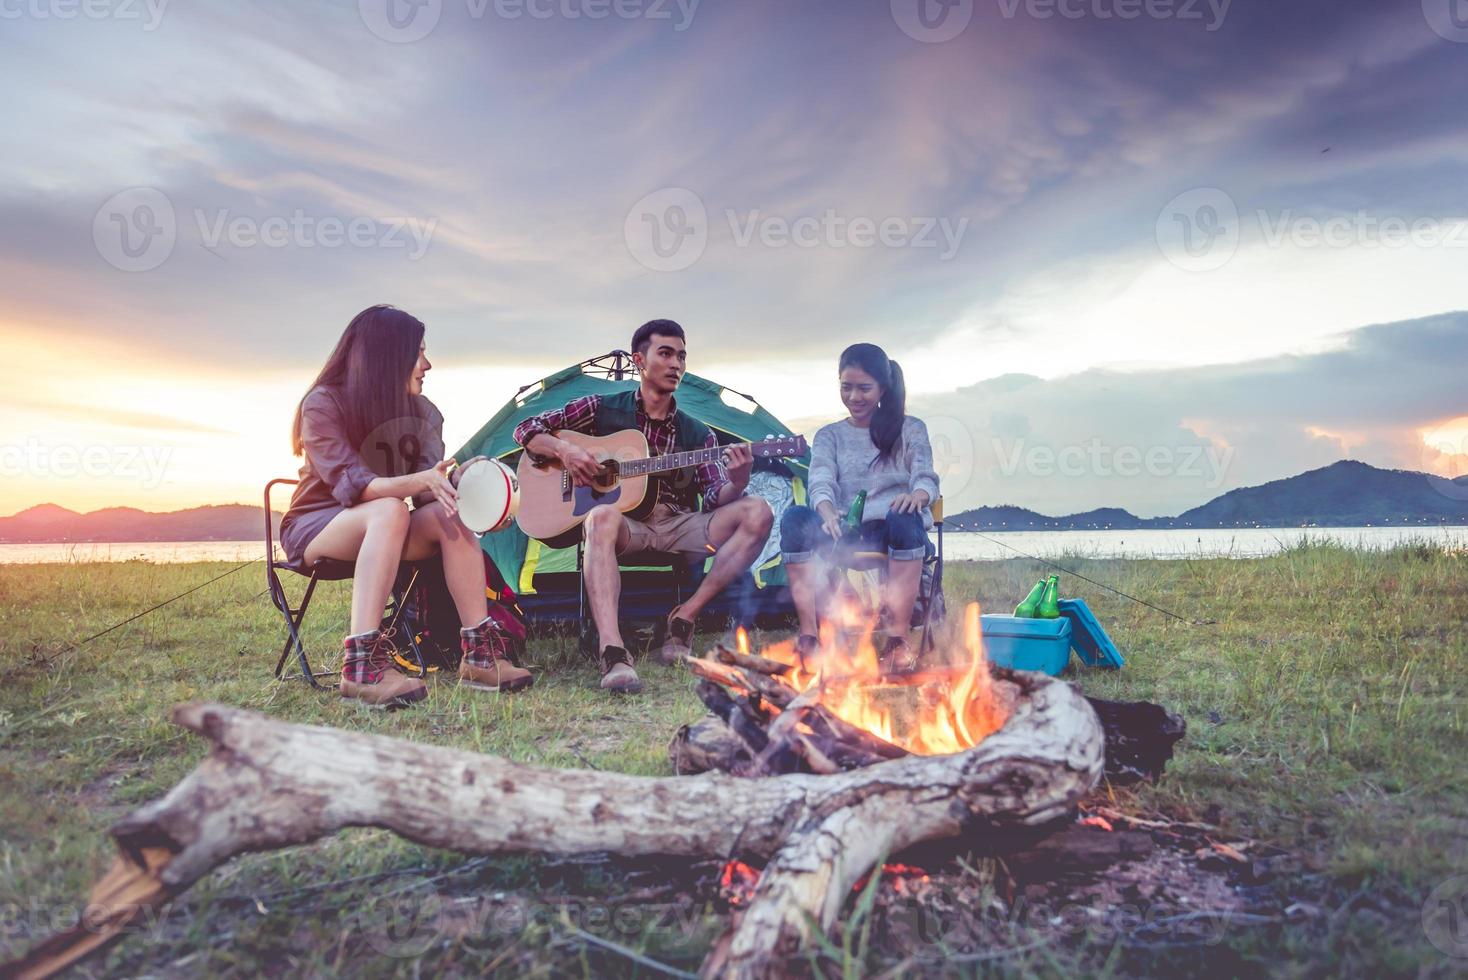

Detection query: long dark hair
xmin=839 ymin=343 xmax=906 ymax=464
xmin=291 ymin=305 xmax=426 ymax=475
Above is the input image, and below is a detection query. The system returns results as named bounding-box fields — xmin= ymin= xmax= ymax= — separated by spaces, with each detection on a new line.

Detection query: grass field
xmin=1 ymin=541 xmax=1465 ymax=977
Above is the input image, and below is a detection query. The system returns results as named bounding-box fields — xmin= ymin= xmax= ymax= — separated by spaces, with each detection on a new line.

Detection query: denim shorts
xmin=780 ymin=504 xmax=929 ymax=564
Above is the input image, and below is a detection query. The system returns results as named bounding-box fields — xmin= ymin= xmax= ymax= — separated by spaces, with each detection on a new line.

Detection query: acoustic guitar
xmin=515 ymin=429 xmax=808 ymax=547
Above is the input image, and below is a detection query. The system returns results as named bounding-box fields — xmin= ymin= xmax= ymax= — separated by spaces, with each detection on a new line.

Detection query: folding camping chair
xmin=836 ymin=496 xmax=946 ymax=651
xmin=265 ymin=478 xmax=427 ymax=689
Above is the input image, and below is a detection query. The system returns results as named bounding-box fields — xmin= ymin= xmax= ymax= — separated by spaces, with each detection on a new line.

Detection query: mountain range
xmin=946 ymin=461 xmax=1468 ymax=530
xmin=0 ymin=504 xmax=279 ymax=543
xmin=2 ymin=461 xmax=1466 ymax=542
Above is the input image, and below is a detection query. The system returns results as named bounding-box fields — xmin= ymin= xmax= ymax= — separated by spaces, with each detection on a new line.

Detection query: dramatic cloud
xmin=908 ymin=314 xmax=1468 ymax=516
xmin=2 ymin=0 xmax=1465 ymax=512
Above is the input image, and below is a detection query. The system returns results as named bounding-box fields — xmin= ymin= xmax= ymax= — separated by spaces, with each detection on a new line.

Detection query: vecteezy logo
xmin=1420 ymin=417 xmax=1468 ymax=503
xmin=925 ymin=415 xmax=977 ymax=499
xmin=1423 ymin=875 xmax=1468 ymax=958
xmin=356 ymin=876 xmax=445 ymax=958
xmin=1423 ymin=0 xmax=1468 ymax=43
xmin=93 ymin=187 xmax=177 ymax=272
xmin=891 ymin=0 xmax=973 ymax=42
xmin=1155 ymin=187 xmax=1239 ymax=272
xmin=359 ymin=0 xmax=442 ymax=42
xmin=624 ymin=187 xmax=708 ymax=273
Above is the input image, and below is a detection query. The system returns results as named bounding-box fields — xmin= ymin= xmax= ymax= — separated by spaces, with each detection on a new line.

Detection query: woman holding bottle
xmin=779 ymin=343 xmax=940 ymax=672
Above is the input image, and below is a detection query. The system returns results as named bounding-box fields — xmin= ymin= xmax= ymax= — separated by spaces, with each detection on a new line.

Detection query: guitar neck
xmin=619 ymin=443 xmax=751 ymax=477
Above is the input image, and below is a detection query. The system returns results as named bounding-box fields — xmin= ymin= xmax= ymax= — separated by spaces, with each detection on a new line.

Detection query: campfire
xmin=732 ymin=602 xmax=1006 ymax=756
xmin=673 ymin=602 xmax=1024 ymax=779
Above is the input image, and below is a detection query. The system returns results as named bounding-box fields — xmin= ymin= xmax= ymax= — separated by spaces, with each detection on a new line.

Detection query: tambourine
xmin=455 ymin=457 xmax=520 ymax=534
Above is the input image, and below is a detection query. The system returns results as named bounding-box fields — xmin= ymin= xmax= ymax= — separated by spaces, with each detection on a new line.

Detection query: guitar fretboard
xmin=618 ymin=443 xmax=749 ymax=477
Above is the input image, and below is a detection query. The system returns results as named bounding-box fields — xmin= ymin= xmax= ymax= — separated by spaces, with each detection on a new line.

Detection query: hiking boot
xmin=340 ymin=629 xmax=427 ymax=709
xmin=655 ymin=607 xmax=695 ymax=665
xmin=598 ymin=646 xmax=643 ymax=694
xmin=459 ymin=616 xmax=534 ymax=693
xmin=881 ymin=635 xmax=920 ymax=675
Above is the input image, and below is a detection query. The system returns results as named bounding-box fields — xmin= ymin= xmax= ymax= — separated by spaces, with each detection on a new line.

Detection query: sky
xmin=2 ymin=0 xmax=1466 ymax=519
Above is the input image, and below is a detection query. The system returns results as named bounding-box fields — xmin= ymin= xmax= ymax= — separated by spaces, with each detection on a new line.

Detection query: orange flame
xmin=744 ymin=602 xmax=1008 ymax=755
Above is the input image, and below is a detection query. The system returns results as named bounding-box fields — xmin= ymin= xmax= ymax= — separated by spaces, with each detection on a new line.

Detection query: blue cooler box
xmin=980 ymin=614 xmax=1073 ymax=675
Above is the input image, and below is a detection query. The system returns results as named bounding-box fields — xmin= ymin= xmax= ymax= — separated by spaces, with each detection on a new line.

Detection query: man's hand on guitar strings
xmin=558 ymin=441 xmax=604 ymax=487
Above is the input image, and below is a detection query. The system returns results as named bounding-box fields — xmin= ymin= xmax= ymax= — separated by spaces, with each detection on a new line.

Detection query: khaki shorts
xmin=621 ymin=504 xmax=719 ymax=560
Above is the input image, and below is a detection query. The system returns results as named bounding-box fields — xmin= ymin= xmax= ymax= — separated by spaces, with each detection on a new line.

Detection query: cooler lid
xmin=979 ymin=613 xmax=1072 ymax=640
xmin=1057 ymin=598 xmax=1125 ymax=668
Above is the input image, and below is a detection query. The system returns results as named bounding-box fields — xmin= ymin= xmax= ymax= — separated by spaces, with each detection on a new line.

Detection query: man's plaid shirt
xmin=512 ymin=391 xmax=732 ymax=514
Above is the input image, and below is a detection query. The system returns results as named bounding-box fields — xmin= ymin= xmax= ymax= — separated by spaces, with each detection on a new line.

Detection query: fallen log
xmin=4 ymin=669 xmax=1103 ymax=980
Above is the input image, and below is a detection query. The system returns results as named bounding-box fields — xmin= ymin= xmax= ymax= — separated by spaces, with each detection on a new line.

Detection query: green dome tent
xmin=452 ymin=351 xmax=811 ymax=624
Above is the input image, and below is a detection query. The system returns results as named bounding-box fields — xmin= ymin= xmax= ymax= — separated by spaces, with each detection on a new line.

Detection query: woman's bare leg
xmin=303 ymin=498 xmax=412 ymax=635
xmin=402 ymin=501 xmax=489 ymax=627
xmin=883 ymin=557 xmax=923 ymax=641
xmin=784 ymin=561 xmax=822 ymax=637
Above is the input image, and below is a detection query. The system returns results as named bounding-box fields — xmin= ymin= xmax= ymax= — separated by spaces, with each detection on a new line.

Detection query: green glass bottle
xmin=1037 ymin=575 xmax=1061 ymax=619
xmin=1014 ymin=579 xmax=1046 ymax=618
xmin=844 ymin=489 xmax=868 ymax=530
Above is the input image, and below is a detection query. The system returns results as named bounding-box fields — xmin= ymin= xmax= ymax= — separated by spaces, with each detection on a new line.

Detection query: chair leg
xmin=577 ymin=541 xmax=596 ymax=659
xmin=920 ymin=533 xmax=945 ymax=653
xmin=273 ymin=572 xmax=329 ymax=689
xmin=384 ymin=567 xmax=427 ymax=675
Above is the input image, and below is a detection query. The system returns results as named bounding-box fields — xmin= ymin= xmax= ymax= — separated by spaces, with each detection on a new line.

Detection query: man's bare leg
xmin=581 ymin=505 xmax=641 ymax=691
xmin=677 ymin=496 xmax=774 ymax=621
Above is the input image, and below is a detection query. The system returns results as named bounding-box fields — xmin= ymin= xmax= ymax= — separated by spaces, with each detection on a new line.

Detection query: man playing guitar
xmin=512 ymin=319 xmax=775 ymax=693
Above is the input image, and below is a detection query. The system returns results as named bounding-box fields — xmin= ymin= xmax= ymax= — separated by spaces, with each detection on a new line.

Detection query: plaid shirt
xmin=513 ymin=391 xmax=732 ymax=513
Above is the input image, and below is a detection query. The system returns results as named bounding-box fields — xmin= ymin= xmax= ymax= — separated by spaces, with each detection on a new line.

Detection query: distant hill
xmin=5 ymin=460 xmax=1466 ymax=541
xmin=0 ymin=504 xmax=280 ymax=543
xmin=947 ymin=460 xmax=1468 ymax=530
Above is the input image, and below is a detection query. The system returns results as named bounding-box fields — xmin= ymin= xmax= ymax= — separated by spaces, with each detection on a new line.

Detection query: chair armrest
xmin=264 ymin=478 xmax=300 ymax=560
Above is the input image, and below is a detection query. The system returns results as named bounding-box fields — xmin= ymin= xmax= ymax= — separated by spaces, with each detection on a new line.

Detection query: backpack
xmin=385 ymin=554 xmax=528 ymax=672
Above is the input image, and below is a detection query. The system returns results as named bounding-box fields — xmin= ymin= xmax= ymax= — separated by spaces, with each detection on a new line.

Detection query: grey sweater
xmin=807 ymin=416 xmax=940 ymax=528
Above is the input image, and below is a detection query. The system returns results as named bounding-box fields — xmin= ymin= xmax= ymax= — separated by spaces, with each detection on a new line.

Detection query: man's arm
xmin=697 ymin=431 xmax=753 ymax=509
xmin=513 ymin=394 xmax=606 ymax=487
xmin=513 ymin=394 xmax=600 ymax=457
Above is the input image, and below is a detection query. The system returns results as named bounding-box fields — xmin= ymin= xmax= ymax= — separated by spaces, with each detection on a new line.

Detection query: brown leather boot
xmin=654 ymin=607 xmax=695 ymax=665
xmin=598 ymin=646 xmax=643 ymax=694
xmin=340 ymin=629 xmax=428 ymax=709
xmin=459 ymin=616 xmax=533 ymax=693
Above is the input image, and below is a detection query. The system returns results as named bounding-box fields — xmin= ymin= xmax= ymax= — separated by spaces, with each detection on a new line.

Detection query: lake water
xmin=2 ymin=526 xmax=1465 ymax=564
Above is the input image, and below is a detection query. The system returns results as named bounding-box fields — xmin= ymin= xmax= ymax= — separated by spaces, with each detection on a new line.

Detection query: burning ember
xmin=730 ymin=602 xmax=1009 ymax=756
xmin=719 ymin=859 xmax=930 ymax=906
xmin=719 ymin=859 xmax=761 ymax=907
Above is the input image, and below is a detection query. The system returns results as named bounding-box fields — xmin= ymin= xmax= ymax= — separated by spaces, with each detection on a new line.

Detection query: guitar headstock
xmin=751 ymin=434 xmax=809 ymax=459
